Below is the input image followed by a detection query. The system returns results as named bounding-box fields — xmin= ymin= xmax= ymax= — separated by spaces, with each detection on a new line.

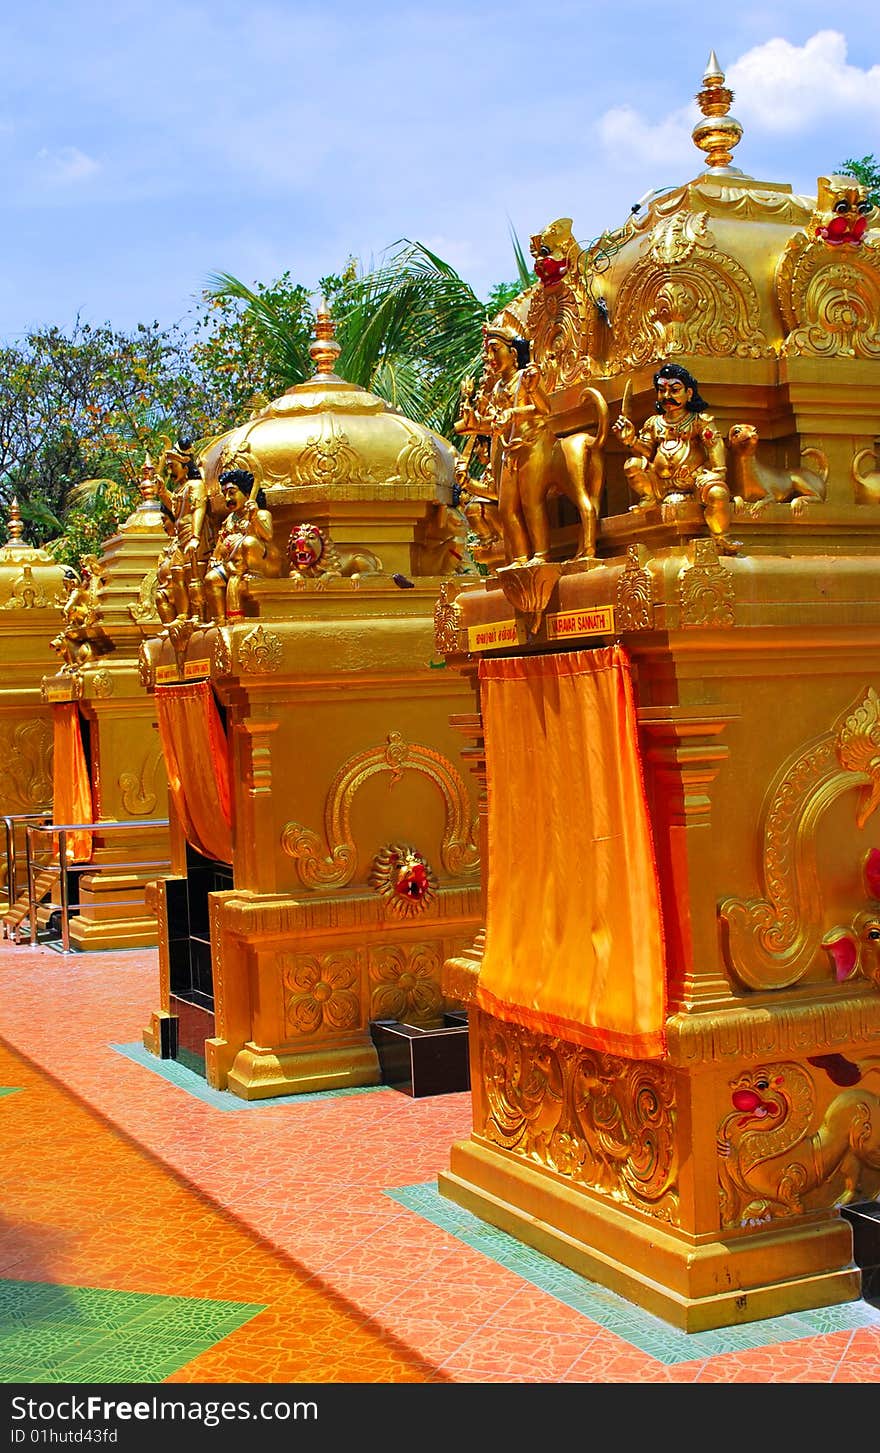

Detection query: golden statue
xmin=727 ymin=423 xmax=828 ymax=515
xmin=456 ymin=323 xmax=607 ymax=568
xmin=612 ymin=362 xmax=738 ymax=554
xmin=203 ymin=468 xmax=280 ymax=623
xmin=50 ymin=555 xmax=111 ymax=669
xmin=453 ymin=432 xmax=504 ymax=567
xmin=155 ymin=437 xmax=212 ymax=619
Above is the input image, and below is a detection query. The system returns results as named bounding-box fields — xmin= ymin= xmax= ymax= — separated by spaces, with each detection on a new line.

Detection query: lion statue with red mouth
xmin=287 ymin=523 xmax=383 ymax=588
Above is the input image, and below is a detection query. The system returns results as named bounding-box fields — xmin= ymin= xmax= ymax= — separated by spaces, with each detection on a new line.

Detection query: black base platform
xmin=369 ymin=1012 xmax=469 ymax=1098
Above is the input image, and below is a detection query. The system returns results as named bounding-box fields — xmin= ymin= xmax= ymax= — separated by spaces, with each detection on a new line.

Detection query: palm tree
xmin=207 ymin=234 xmax=534 ymax=441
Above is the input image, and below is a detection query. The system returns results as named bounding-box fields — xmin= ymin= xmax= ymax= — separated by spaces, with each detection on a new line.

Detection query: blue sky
xmin=1 ymin=1 xmax=878 ymax=340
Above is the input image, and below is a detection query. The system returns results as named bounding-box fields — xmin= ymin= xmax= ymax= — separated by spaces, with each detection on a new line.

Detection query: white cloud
xmin=595 ymin=30 xmax=880 ymax=169
xmin=728 ymin=30 xmax=880 ymax=132
xmin=36 ymin=146 xmax=100 ymax=184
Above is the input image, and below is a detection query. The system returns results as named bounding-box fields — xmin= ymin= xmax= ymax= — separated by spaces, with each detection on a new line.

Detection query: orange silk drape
xmin=52 ymin=704 xmax=93 ymax=863
xmin=477 ymin=645 xmax=666 ymax=1059
xmin=155 ymin=681 xmax=233 ymax=864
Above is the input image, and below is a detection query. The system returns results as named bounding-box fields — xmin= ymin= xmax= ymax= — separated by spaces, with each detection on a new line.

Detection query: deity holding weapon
xmin=612 ymin=363 xmax=739 ymax=555
xmin=453 ymin=383 xmax=504 ymax=566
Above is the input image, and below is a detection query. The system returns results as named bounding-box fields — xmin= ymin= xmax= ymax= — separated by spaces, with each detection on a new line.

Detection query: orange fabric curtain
xmin=477 ymin=645 xmax=666 ymax=1059
xmin=155 ymin=681 xmax=233 ymax=864
xmin=52 ymin=704 xmax=93 ymax=864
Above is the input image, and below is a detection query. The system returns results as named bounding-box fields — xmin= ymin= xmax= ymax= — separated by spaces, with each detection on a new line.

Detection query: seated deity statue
xmin=612 ymin=362 xmax=738 ymax=555
xmin=203 ymin=468 xmax=281 ymax=623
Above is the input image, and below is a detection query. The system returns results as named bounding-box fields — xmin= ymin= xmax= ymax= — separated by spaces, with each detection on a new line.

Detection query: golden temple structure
xmin=0 ymin=500 xmax=67 ymax=916
xmin=139 ymin=304 xmax=482 ymax=1098
xmin=38 ymin=462 xmax=171 ymax=949
xmin=436 ymin=57 xmax=880 ymax=1330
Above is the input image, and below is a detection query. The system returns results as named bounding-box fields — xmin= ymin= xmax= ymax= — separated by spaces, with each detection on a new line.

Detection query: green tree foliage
xmin=839 ymin=154 xmax=880 ymax=206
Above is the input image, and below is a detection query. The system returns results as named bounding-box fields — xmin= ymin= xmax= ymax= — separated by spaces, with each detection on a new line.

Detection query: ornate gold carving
xmin=395 ymin=432 xmax=439 ymax=488
xmin=238 ymin=625 xmax=282 ymax=674
xmin=497 ymin=561 xmax=561 ymax=636
xmin=479 ymin=1016 xmax=678 ymax=1221
xmin=615 ymin=545 xmax=654 ymax=631
xmin=281 ymin=950 xmax=361 ymax=1036
xmin=0 ymin=719 xmax=53 ymax=812
xmin=118 ymin=745 xmax=163 ymax=817
xmin=127 ymin=568 xmax=160 ymax=628
xmin=89 ymin=669 xmax=114 ymax=698
xmin=525 ymin=220 xmax=600 ymax=390
xmin=666 ymin=994 xmax=880 ymax=1067
xmin=280 ymin=730 xmax=480 ymax=890
xmin=369 ymin=844 xmax=437 ymax=917
xmin=287 ymin=523 xmax=382 ymax=587
xmin=717 ymin=1061 xmax=880 ymax=1227
xmin=291 ymin=420 xmax=366 ymax=487
xmin=678 ymin=538 xmax=734 ymax=627
xmin=212 ymin=629 xmax=233 ymax=676
xmin=610 ymin=212 xmax=773 ymax=372
xmin=1 ymin=562 xmax=52 ymax=610
xmin=433 ymin=580 xmax=464 ymax=655
xmin=777 ymin=230 xmax=880 ymax=360
xmin=721 ymin=687 xmax=880 ymax=990
xmin=368 ymin=942 xmax=443 ymax=1022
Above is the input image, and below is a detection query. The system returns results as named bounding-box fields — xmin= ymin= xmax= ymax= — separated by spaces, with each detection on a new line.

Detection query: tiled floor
xmin=1 ymin=939 xmax=879 ymax=1384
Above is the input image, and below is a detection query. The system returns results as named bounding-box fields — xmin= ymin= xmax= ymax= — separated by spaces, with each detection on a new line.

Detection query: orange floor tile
xmin=1 ymin=939 xmax=879 ymax=1387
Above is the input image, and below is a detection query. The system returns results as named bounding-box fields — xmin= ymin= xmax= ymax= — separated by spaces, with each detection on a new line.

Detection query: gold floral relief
xmin=678 ymin=538 xmax=735 ymax=628
xmin=368 ymin=942 xmax=443 ymax=1023
xmin=281 ymin=949 xmax=362 ymax=1037
xmin=291 ymin=420 xmax=367 ymax=488
xmin=777 ymin=234 xmax=880 ymax=360
xmin=238 ymin=625 xmax=282 ymax=674
xmin=280 ymin=730 xmax=480 ymax=890
xmin=610 ymin=212 xmax=773 ymax=372
xmin=615 ymin=545 xmax=654 ymax=632
xmin=0 ymin=719 xmax=53 ymax=812
xmin=721 ymin=686 xmax=880 ymax=990
xmin=717 ymin=1060 xmax=880 ymax=1227
xmin=479 ymin=1017 xmax=678 ymax=1221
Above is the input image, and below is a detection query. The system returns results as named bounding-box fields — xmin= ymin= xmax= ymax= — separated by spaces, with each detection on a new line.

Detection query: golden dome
xmin=0 ymin=499 xmax=68 ymax=612
xmin=199 ymin=301 xmax=456 ymax=509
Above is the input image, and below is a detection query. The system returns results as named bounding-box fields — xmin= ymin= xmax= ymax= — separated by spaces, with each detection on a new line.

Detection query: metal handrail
xmin=2 ymin=812 xmax=52 ymax=929
xmin=24 ymin=817 xmax=170 ymax=954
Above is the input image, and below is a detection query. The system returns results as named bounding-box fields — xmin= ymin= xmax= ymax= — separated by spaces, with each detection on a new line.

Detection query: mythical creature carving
xmin=368 ymin=844 xmax=437 ymax=917
xmin=0 ymin=719 xmax=53 ymax=812
xmin=526 ymin=217 xmax=602 ymax=388
xmin=727 ymin=424 xmax=828 ymax=515
xmin=717 ymin=1060 xmax=880 ymax=1227
xmin=777 ymin=176 xmax=880 ymax=360
xmin=287 ymin=522 xmax=382 ymax=588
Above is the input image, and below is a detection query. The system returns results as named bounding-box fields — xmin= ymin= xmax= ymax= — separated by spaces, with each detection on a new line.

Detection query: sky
xmin=1 ymin=0 xmax=879 ymax=342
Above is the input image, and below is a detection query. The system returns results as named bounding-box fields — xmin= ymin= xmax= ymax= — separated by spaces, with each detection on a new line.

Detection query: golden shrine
xmin=0 ymin=501 xmax=67 ymax=916
xmin=37 ymin=464 xmax=171 ymax=949
xmin=139 ymin=305 xmax=481 ymax=1097
xmin=436 ymin=57 xmax=880 ymax=1330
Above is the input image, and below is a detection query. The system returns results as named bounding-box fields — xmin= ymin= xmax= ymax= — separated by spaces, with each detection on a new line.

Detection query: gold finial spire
xmin=6 ymin=498 xmax=24 ymax=541
xmin=136 ymin=451 xmax=161 ymax=506
xmin=692 ymin=51 xmax=743 ymax=172
xmin=309 ymin=297 xmax=342 ymax=378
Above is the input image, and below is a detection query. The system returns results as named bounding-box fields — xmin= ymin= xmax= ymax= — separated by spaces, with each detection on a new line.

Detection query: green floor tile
xmin=110 ymin=1042 xmax=386 ymax=1110
xmin=386 ymin=1180 xmax=880 ymax=1365
xmin=0 ymin=1279 xmax=264 ymax=1383
xmin=0 ymin=1088 xmax=22 ymax=1098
